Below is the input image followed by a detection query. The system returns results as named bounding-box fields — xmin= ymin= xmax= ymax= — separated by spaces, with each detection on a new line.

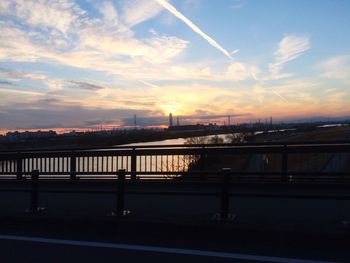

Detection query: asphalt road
xmin=0 ymin=235 xmax=337 ymax=263
xmin=0 ymin=238 xmax=254 ymax=263
xmin=0 ymin=180 xmax=350 ymax=262
xmin=0 ymin=218 xmax=347 ymax=263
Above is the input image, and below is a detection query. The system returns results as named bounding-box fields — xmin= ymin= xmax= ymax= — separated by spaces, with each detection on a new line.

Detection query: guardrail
xmin=1 ymin=142 xmax=350 ymax=182
xmin=0 ymin=142 xmax=350 ymax=220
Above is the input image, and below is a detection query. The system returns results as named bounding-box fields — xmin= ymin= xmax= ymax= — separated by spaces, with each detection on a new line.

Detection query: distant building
xmin=168 ymin=123 xmax=219 ymax=132
xmin=5 ymin=130 xmax=57 ymax=141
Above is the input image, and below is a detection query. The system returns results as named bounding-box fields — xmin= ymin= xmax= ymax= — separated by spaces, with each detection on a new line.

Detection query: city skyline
xmin=0 ymin=0 xmax=349 ymax=132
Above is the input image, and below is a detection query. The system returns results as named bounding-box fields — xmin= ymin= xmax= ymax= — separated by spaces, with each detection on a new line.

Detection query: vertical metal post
xmin=131 ymin=148 xmax=137 ymax=180
xmin=117 ymin=169 xmax=126 ymax=216
xmin=16 ymin=155 xmax=23 ymax=180
xmin=30 ymin=169 xmax=39 ymax=213
xmin=220 ymin=168 xmax=231 ymax=220
xmin=281 ymin=145 xmax=288 ymax=182
xmin=200 ymin=146 xmax=207 ymax=180
xmin=70 ymin=154 xmax=77 ymax=180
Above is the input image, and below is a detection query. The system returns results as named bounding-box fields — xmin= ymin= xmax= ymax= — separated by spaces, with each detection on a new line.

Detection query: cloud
xmin=156 ymin=0 xmax=233 ymax=60
xmin=225 ymin=62 xmax=260 ymax=81
xmin=230 ymin=0 xmax=246 ymax=9
xmin=121 ymin=0 xmax=163 ymax=27
xmin=0 ymin=80 xmax=14 ymax=85
xmin=0 ymin=0 xmax=85 ymax=34
xmin=44 ymin=79 xmax=66 ymax=91
xmin=69 ymin=81 xmax=106 ymax=91
xmin=117 ymin=100 xmax=157 ymax=107
xmin=0 ymin=13 xmax=189 ymax=81
xmin=99 ymin=1 xmax=118 ymax=26
xmin=84 ymin=119 xmax=115 ymax=126
xmin=0 ymin=96 xmax=157 ymax=130
xmin=0 ymin=87 xmax=44 ymax=110
xmin=269 ymin=35 xmax=310 ymax=76
xmin=318 ymin=54 xmax=350 ymax=80
xmin=0 ymin=68 xmax=46 ymax=81
xmin=183 ymin=114 xmax=247 ymax=120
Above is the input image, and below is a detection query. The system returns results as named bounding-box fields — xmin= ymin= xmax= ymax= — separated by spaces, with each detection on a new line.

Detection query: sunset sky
xmin=0 ymin=0 xmax=350 ymax=133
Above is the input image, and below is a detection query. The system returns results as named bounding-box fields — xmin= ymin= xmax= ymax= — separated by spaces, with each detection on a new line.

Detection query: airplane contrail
xmin=272 ymin=90 xmax=289 ymax=103
xmin=156 ymin=0 xmax=233 ymax=60
xmin=139 ymin=80 xmax=161 ymax=91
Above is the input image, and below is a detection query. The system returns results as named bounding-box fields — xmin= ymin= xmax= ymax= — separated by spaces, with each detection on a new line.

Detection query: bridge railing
xmin=0 ymin=142 xmax=350 ymax=183
xmin=0 ymin=142 xmax=350 ymax=219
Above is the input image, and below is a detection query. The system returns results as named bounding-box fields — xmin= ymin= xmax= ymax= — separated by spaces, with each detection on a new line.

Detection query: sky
xmin=0 ymin=0 xmax=350 ymax=133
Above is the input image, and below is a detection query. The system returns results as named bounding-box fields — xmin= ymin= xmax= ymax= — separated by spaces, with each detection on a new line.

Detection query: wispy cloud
xmin=318 ymin=54 xmax=350 ymax=80
xmin=0 ymin=0 xmax=85 ymax=34
xmin=156 ymin=0 xmax=233 ymax=60
xmin=0 ymin=68 xmax=46 ymax=81
xmin=98 ymin=1 xmax=118 ymax=26
xmin=269 ymin=35 xmax=310 ymax=76
xmin=230 ymin=0 xmax=246 ymax=9
xmin=0 ymin=80 xmax=14 ymax=85
xmin=122 ymin=0 xmax=163 ymax=28
xmin=69 ymin=81 xmax=105 ymax=91
xmin=225 ymin=62 xmax=260 ymax=81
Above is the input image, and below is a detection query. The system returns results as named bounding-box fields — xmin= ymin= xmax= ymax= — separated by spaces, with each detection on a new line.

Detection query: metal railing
xmin=0 ymin=142 xmax=350 ymax=220
xmin=0 ymin=142 xmax=350 ymax=182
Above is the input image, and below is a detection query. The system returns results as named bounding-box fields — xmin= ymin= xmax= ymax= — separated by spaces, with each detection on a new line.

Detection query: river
xmin=120 ymin=134 xmax=232 ymax=147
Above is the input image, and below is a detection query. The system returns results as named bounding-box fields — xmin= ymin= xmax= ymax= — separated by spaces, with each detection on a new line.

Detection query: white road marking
xmin=0 ymin=234 xmax=336 ymax=263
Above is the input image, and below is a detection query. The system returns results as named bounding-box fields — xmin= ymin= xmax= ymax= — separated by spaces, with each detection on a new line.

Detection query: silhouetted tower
xmin=169 ymin=113 xmax=173 ymax=127
xmin=270 ymin=116 xmax=273 ymax=127
xmin=176 ymin=116 xmax=179 ymax=126
xmin=228 ymin=115 xmax=231 ymax=126
xmin=134 ymin=114 xmax=137 ymax=129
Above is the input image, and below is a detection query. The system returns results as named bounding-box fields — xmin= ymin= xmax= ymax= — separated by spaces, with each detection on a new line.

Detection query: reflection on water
xmin=121 ymin=134 xmax=231 ymax=147
xmin=120 ymin=134 xmax=232 ymax=178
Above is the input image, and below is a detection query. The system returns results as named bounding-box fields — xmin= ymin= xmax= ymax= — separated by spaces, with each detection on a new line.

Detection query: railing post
xmin=30 ymin=169 xmax=39 ymax=213
xmin=131 ymin=148 xmax=137 ymax=180
xmin=220 ymin=168 xmax=231 ymax=220
xmin=200 ymin=146 xmax=207 ymax=180
xmin=281 ymin=145 xmax=288 ymax=182
xmin=70 ymin=154 xmax=77 ymax=180
xmin=16 ymin=155 xmax=23 ymax=180
xmin=116 ymin=169 xmax=126 ymax=216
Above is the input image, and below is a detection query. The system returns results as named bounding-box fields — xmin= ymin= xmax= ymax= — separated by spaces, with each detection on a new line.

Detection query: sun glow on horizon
xmin=158 ymin=103 xmax=181 ymax=117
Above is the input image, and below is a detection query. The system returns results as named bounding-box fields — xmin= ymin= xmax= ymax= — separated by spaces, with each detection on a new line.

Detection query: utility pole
xmin=134 ymin=114 xmax=137 ymax=129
